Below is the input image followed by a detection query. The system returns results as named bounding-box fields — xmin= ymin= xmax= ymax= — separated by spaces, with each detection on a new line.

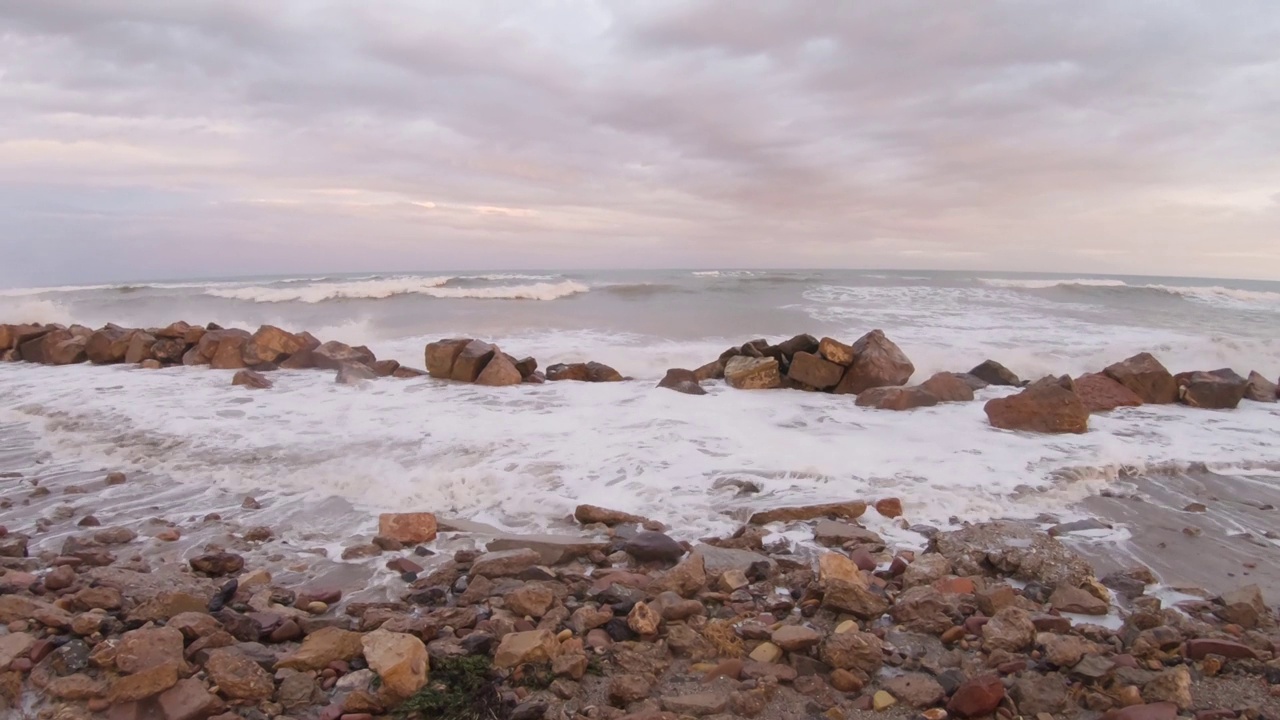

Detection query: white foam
xmin=977 ymin=278 xmax=1129 ymax=289
xmin=205 ymin=277 xmax=589 ymax=303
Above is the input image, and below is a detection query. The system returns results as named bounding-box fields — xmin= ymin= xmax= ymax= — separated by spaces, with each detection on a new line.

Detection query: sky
xmin=2 ymin=1 xmax=1279 ymax=286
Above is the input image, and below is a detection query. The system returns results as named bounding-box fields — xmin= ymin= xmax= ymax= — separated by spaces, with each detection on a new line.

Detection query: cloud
xmin=1 ymin=0 xmax=1278 ymax=285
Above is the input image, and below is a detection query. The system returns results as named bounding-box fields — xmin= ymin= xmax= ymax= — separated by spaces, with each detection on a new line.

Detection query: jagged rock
xmin=1048 ymin=585 xmax=1108 ymax=615
xmin=470 ymin=549 xmax=541 ymax=578
xmin=981 ymin=607 xmax=1036 ymax=651
xmin=1175 ymin=368 xmax=1248 ymax=409
xmin=1010 ymin=673 xmax=1070 ymax=716
xmin=208 ymin=330 xmax=251 ymax=369
xmin=378 ymin=512 xmax=438 ymax=544
xmin=546 ymin=361 xmax=623 ymax=382
xmin=882 ymin=673 xmax=946 ymax=709
xmin=932 ymin=521 xmax=1095 ymax=589
xmin=1074 ymin=372 xmax=1143 ymax=412
xmin=855 ymin=386 xmax=940 ymax=411
xmin=335 ymin=362 xmax=377 ymax=384
xmin=1216 ymin=584 xmax=1272 ymax=628
xmin=657 ymin=368 xmax=706 ymax=395
xmin=494 ymin=630 xmax=559 ymax=669
xmin=820 ymin=631 xmax=883 ymax=674
xmin=623 ymin=531 xmax=685 ymax=562
xmin=241 ymin=325 xmax=307 ymax=365
xmin=902 ymin=554 xmax=952 ymax=588
xmin=969 ymin=360 xmax=1020 ymax=386
xmin=919 ymin=372 xmax=976 ymax=402
xmin=822 ymin=579 xmax=890 ymax=619
xmin=818 ymin=337 xmax=855 ymax=366
xmin=835 ymin=330 xmax=914 ymax=394
xmin=275 ymin=627 xmax=364 ymax=670
xmin=787 ymin=351 xmax=844 ymax=389
xmin=724 ymin=356 xmax=781 ymax=390
xmin=1104 ymin=352 xmax=1177 ymax=404
xmin=313 ymin=340 xmax=375 ymax=370
xmin=362 ymin=629 xmax=429 ymax=701
xmin=505 ymin=584 xmax=556 ymax=618
xmin=1244 ymin=371 xmax=1278 ymax=402
xmin=948 ymin=674 xmax=1005 ymax=718
xmin=574 ymin=504 xmax=650 ymax=527
xmin=750 ymin=500 xmax=866 ymax=525
xmin=426 ymin=338 xmax=473 ymax=378
xmin=890 ymin=585 xmax=960 ymax=634
xmin=1142 ymin=666 xmax=1191 ymax=710
xmin=205 ymin=647 xmax=275 ymax=700
xmin=86 ymin=326 xmax=135 ymax=364
xmin=476 ymin=351 xmax=523 ymax=386
xmin=231 ymin=370 xmax=272 ymax=389
xmin=984 ymin=382 xmax=1088 ymax=433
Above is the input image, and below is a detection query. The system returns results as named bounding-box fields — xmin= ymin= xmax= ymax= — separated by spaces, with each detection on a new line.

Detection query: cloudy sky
xmin=2 ymin=1 xmax=1279 ymax=286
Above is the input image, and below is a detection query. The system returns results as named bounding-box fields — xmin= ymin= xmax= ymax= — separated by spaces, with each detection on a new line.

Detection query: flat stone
xmin=469 ymin=549 xmax=541 ymax=578
xmin=661 ymin=693 xmax=729 ymax=717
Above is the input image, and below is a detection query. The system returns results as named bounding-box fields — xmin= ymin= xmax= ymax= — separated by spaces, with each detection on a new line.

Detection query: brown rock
xmin=890 ymin=585 xmax=961 ymax=635
xmin=1102 ymin=703 xmax=1178 ymax=720
xmin=882 ymin=673 xmax=946 ymax=708
xmin=476 ymin=351 xmax=523 ymax=386
xmin=1244 ymin=371 xmax=1278 ymax=402
xmin=788 ymin=351 xmax=845 ymax=390
xmin=835 ymin=330 xmax=914 ymax=394
xmin=448 ymin=340 xmax=496 ymax=382
xmin=231 ymin=370 xmax=272 ymax=389
xmin=822 ymin=579 xmax=890 ymax=619
xmin=335 ymin=362 xmax=376 ymax=384
xmin=469 ymin=549 xmax=541 ymax=578
xmin=205 ymin=648 xmax=274 ymax=700
xmin=362 ymin=629 xmax=429 ymax=701
xmin=157 ymin=677 xmax=225 ymax=720
xmin=574 ymin=504 xmax=650 ymax=527
xmin=819 ymin=631 xmax=883 ymax=674
xmin=1104 ymin=353 xmax=1177 ymax=404
xmin=657 ymin=368 xmax=707 ymax=395
xmin=982 ymin=607 xmax=1036 ymax=652
xmin=969 ymin=360 xmax=1020 ymax=386
xmin=505 ymin=584 xmax=556 ymax=619
xmin=275 ymin=627 xmax=364 ymax=670
xmin=209 ymin=331 xmax=251 ymax=369
xmin=919 ymin=372 xmax=976 ymax=402
xmin=46 ymin=673 xmax=109 ymax=700
xmin=242 ymin=325 xmax=307 ymax=365
xmin=494 ymin=630 xmax=559 ymax=669
xmin=1049 ymin=585 xmax=1109 ymax=615
xmin=377 ymin=513 xmax=438 ymax=544
xmin=1184 ymin=638 xmax=1257 ymax=660
xmin=425 ymin=338 xmax=473 ymax=378
xmin=818 ymin=337 xmax=855 ymax=366
xmin=947 ymin=675 xmax=1005 ymax=718
xmin=189 ymin=553 xmax=244 ymax=577
xmin=724 ymin=356 xmax=781 ymax=390
xmin=623 ymin=531 xmax=685 ymax=562
xmin=150 ymin=337 xmax=188 ymax=364
xmin=86 ymin=326 xmax=134 ymax=364
xmin=661 ymin=693 xmax=729 ymax=717
xmin=855 ymin=386 xmax=939 ymax=410
xmin=109 ymin=662 xmax=180 ymax=703
xmin=771 ymin=625 xmax=821 ymax=652
xmin=984 ymin=383 xmax=1088 ymax=433
xmin=312 ymin=340 xmax=375 ymax=370
xmin=115 ymin=626 xmax=186 ymax=674
xmin=1142 ymin=666 xmax=1191 ymax=710
xmin=608 ymin=673 xmax=653 ymax=706
xmin=1175 ymin=368 xmax=1248 ymax=409
xmin=1075 ymin=372 xmax=1144 ymax=412
xmin=750 ymin=500 xmax=866 ymax=525
xmin=1217 ymin=584 xmax=1271 ymax=629
xmin=627 ymin=601 xmax=661 ymax=635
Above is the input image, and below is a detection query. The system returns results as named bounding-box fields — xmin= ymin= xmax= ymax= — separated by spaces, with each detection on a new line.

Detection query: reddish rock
xmin=546 ymin=361 xmax=624 ymax=382
xmin=1244 ymin=371 xmax=1278 ymax=403
xmin=231 ymin=370 xmax=272 ymax=390
xmin=787 ymin=351 xmax=845 ymax=390
xmin=476 ymin=352 xmax=523 ymax=386
xmin=209 ymin=331 xmax=252 ymax=370
xmin=1184 ymin=638 xmax=1257 ymax=660
xmin=85 ymin=326 xmax=135 ymax=364
xmin=724 ymin=356 xmax=781 ymax=390
xmin=150 ymin=338 xmax=188 ymax=364
xmin=425 ymin=338 xmax=473 ymax=378
xmin=657 ymin=368 xmax=706 ymax=395
xmin=313 ymin=341 xmax=375 ymax=370
xmin=969 ymin=360 xmax=1020 ymax=386
xmin=984 ymin=383 xmax=1088 ymax=434
xmin=157 ymin=678 xmax=225 ymax=720
xmin=1075 ymin=372 xmax=1144 ymax=412
xmin=189 ymin=553 xmax=245 ymax=577
xmin=855 ymin=386 xmax=939 ymax=411
xmin=749 ymin=500 xmax=866 ymax=525
xmin=835 ymin=330 xmax=914 ymax=394
xmin=874 ymin=497 xmax=903 ymax=518
xmin=1102 ymin=702 xmax=1178 ymax=720
xmin=919 ymin=372 xmax=976 ymax=402
xmin=1175 ymin=369 xmax=1248 ymax=409
xmin=449 ymin=340 xmax=496 ymax=382
xmin=370 ymin=359 xmax=400 ymax=377
xmin=818 ymin=337 xmax=855 ymax=366
xmin=378 ymin=513 xmax=437 ymax=544
xmin=948 ymin=675 xmax=1005 ymax=718
xmin=1104 ymin=352 xmax=1177 ymax=404
xmin=243 ymin=325 xmax=309 ymax=366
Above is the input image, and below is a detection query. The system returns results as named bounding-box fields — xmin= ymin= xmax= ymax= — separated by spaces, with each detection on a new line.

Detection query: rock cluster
xmin=424 ymin=337 xmax=624 ymax=387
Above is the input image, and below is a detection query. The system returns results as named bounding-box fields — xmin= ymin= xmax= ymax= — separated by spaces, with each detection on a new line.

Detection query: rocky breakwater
xmin=4 ymin=491 xmax=1279 ymax=720
xmin=424 ymin=337 xmax=624 ymax=387
xmin=0 ymin=320 xmax=428 ymax=388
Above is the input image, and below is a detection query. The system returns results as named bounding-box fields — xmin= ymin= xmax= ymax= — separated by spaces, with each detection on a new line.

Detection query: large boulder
xmin=787 ymin=351 xmax=844 ymax=390
xmin=855 ymin=386 xmax=939 ymax=411
xmin=1176 ymin=369 xmax=1247 ymax=409
xmin=313 ymin=341 xmax=376 ymax=371
xmin=818 ymin=337 xmax=855 ymax=366
xmin=724 ymin=356 xmax=781 ymax=390
xmin=919 ymin=372 xmax=975 ymax=402
xmin=361 ymin=629 xmax=429 ymax=701
xmin=546 ymin=361 xmax=624 ymax=382
xmin=1104 ymin=352 xmax=1177 ymax=404
xmin=243 ymin=325 xmax=309 ymax=366
xmin=476 ymin=352 xmax=523 ymax=386
xmin=150 ymin=338 xmax=188 ymax=364
xmin=425 ymin=338 xmax=473 ymax=378
xmin=209 ymin=330 xmax=253 ymax=369
xmin=1074 ymin=372 xmax=1143 ymax=413
xmin=2 ymin=324 xmax=48 ymax=352
xmin=46 ymin=334 xmax=88 ymax=365
xmin=450 ymin=340 xmax=496 ymax=382
xmin=775 ymin=334 xmax=819 ymax=359
xmin=969 ymin=360 xmax=1020 ymax=386
xmin=86 ymin=326 xmax=135 ymax=364
xmin=1244 ymin=371 xmax=1278 ymax=403
xmin=657 ymin=369 xmax=706 ymax=395
xmin=19 ymin=327 xmax=68 ymax=363
xmin=231 ymin=370 xmax=273 ymax=390
xmin=835 ymin=330 xmax=914 ymax=394
xmin=984 ymin=383 xmax=1088 ymax=434
xmin=122 ymin=331 xmax=157 ymax=364
xmin=931 ymin=521 xmax=1095 ymax=589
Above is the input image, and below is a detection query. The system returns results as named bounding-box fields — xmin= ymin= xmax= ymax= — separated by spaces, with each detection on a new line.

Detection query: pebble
xmin=872 ymin=690 xmax=897 ymax=711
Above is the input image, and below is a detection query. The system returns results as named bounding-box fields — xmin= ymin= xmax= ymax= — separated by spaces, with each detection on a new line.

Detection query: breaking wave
xmin=204 ymin=276 xmax=588 ymax=303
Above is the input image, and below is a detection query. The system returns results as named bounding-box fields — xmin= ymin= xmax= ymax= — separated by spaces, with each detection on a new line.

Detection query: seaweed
xmin=396 ymin=655 xmax=507 ymax=720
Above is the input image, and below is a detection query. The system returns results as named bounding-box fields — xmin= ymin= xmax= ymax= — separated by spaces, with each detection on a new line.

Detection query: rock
xmin=157 ymin=677 xmax=225 ymax=720
xmin=1041 ymin=634 xmax=1092 ymax=667
xmin=724 ymin=356 xmax=781 ymax=390
xmin=981 ymin=607 xmax=1036 ymax=652
xmin=661 ymin=693 xmax=729 ymax=717
xmin=0 ymin=632 xmax=35 ymax=670
xmin=575 ymin=504 xmax=650 ymax=527
xmin=883 ymin=673 xmax=946 ymax=709
xmin=335 ymin=362 xmax=376 ymax=384
xmin=231 ymin=370 xmax=272 ymax=389
xmin=313 ymin=340 xmax=375 ymax=370
xmin=485 ymin=534 xmax=610 ymax=566
xmin=771 ymin=625 xmax=822 ymax=652
xmin=627 ymin=602 xmax=661 ymax=635
xmin=889 ymin=585 xmax=961 ymax=634
xmin=425 ymin=338 xmax=473 ymax=378
xmin=919 ymin=372 xmax=975 ymax=402
xmin=95 ymin=526 xmax=138 ymax=544
xmin=1010 ymin=673 xmax=1070 ymax=716
xmin=1049 ymin=585 xmax=1108 ymax=615
xmin=984 ymin=382 xmax=1088 ymax=433
xmin=902 ymin=554 xmax=951 ymax=587
xmin=150 ymin=337 xmax=188 ymax=363
xmin=750 ymin=500 xmax=866 ymax=525
xmin=624 ymin=531 xmax=685 ymax=562
xmin=855 ymin=386 xmax=939 ymax=411
xmin=650 ymin=553 xmax=707 ymax=598
xmin=391 ymin=365 xmax=426 ymax=378
xmin=109 ymin=662 xmax=180 ymax=703
xmin=1217 ymin=584 xmax=1271 ymax=628
xmin=969 ymin=360 xmax=1020 ymax=386
xmin=835 ymin=330 xmax=914 ymax=394
xmin=690 ymin=544 xmax=770 ymax=580
xmin=205 ymin=648 xmax=274 ymax=700
xmin=209 ymin=331 xmax=253 ymax=369
xmin=657 ymin=368 xmax=706 ymax=395
xmin=932 ymin=521 xmax=1095 ymax=588
xmin=1175 ymin=368 xmax=1248 ymax=409
xmin=748 ymin=641 xmax=782 ymax=663
xmin=1102 ymin=703 xmax=1178 ymax=720
xmin=545 ymin=361 xmax=623 ymax=382
xmin=818 ymin=337 xmax=855 ymax=366
xmin=788 ymin=351 xmax=845 ymax=390
xmin=168 ymin=612 xmax=222 ymax=641
xmin=947 ymin=675 xmax=1004 ymax=719
xmin=190 ymin=553 xmax=245 ymax=577
xmin=362 ymin=629 xmax=429 ymax=701
xmin=1104 ymin=353 xmax=1177 ymax=404
xmin=814 ymin=518 xmax=884 ymax=547
xmin=86 ymin=326 xmax=135 ymax=364
xmin=823 ymin=579 xmax=890 ymax=620
xmin=1245 ymin=371 xmax=1278 ymax=402
xmin=116 ymin=625 xmax=186 ymax=673
xmin=1142 ymin=666 xmax=1191 ymax=710
xmin=1184 ymin=638 xmax=1257 ymax=660
xmin=817 ymin=551 xmax=864 ymax=587
xmin=476 ymin=351 xmax=523 ymax=386
xmin=242 ymin=325 xmax=308 ymax=365
xmin=378 ymin=513 xmax=438 ymax=544
xmin=505 ymin=584 xmax=556 ymax=618
xmin=275 ymin=627 xmax=364 ymax=670
xmin=470 ymin=549 xmax=541 ymax=578
xmin=1075 ymin=372 xmax=1144 ymax=412
xmin=494 ymin=630 xmax=559 ymax=669
xmin=608 ymin=673 xmax=653 ymax=706
xmin=819 ymin=631 xmax=883 ymax=674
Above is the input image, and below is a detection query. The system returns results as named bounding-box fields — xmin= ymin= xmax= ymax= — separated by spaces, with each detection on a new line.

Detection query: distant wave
xmin=978 ymin=277 xmax=1280 ymax=310
xmin=977 ymin=278 xmax=1129 ymax=289
xmin=600 ymin=282 xmax=689 ymax=298
xmin=205 ymin=276 xmax=588 ymax=303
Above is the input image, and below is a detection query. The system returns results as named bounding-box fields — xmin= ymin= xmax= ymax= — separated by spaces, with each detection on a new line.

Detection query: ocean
xmin=2 ymin=268 xmax=1280 ymax=595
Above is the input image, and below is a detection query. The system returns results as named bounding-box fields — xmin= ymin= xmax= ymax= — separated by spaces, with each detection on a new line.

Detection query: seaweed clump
xmin=396 ymin=655 xmax=507 ymax=720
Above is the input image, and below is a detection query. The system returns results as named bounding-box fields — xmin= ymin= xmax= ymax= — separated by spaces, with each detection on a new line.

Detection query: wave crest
xmin=205 ymin=276 xmax=588 ymax=303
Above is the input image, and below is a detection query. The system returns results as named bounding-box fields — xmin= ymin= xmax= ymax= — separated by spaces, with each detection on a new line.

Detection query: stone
xmin=484 ymin=534 xmax=610 ymax=566
xmin=206 ymin=648 xmax=274 ymax=700
xmin=656 ymin=368 xmax=707 ymax=395
xmin=241 ymin=325 xmax=308 ymax=365
xmin=116 ymin=626 xmax=185 ymax=673
xmin=1244 ymin=371 xmax=1278 ymax=402
xmin=835 ymin=330 xmax=914 ymax=394
xmin=425 ymin=338 xmax=473 ymax=378
xmin=574 ymin=504 xmax=650 ymax=527
xmin=1175 ymin=368 xmax=1248 ymax=409
xmin=190 ymin=553 xmax=244 ymax=577
xmin=724 ymin=356 xmax=782 ymax=390
xmin=1049 ymin=585 xmax=1108 ymax=615
xmin=890 ymin=585 xmax=961 ymax=635
xmin=378 ymin=513 xmax=438 ymax=544
xmin=624 ymin=531 xmax=685 ymax=562
xmin=1010 ymin=673 xmax=1070 ymax=716
xmin=150 ymin=337 xmax=188 ymax=363
xmin=608 ymin=673 xmax=653 ymax=706
xmin=969 ymin=359 xmax=1020 ymax=386
xmin=157 ymin=678 xmax=224 ymax=720
xmin=1075 ymin=372 xmax=1144 ymax=412
xmin=748 ymin=641 xmax=782 ymax=664
xmin=902 ymin=554 xmax=951 ymax=587
xmin=817 ymin=551 xmax=864 ymax=587
xmin=933 ymin=521 xmax=1094 ymax=589
xmin=1104 ymin=353 xmax=1177 ymax=404
xmin=855 ymin=386 xmax=939 ymax=411
xmin=948 ymin=675 xmax=1004 ymax=719
xmin=1041 ymin=634 xmax=1092 ymax=667
xmin=771 ymin=625 xmax=821 ymax=653
xmin=85 ymin=326 xmax=134 ymax=364
xmin=231 ymin=370 xmax=272 ymax=389
xmin=209 ymin=331 xmax=252 ymax=369
xmin=361 ymin=629 xmax=429 ymax=701
xmin=661 ymin=693 xmax=729 ymax=717
xmin=109 ymin=662 xmax=179 ymax=703
xmin=46 ymin=672 xmax=109 ymax=700
xmin=1184 ymin=638 xmax=1257 ymax=660
xmin=883 ymin=673 xmax=946 ymax=708
xmin=0 ymin=632 xmax=35 ymax=670
xmin=94 ymin=526 xmax=137 ymax=544
xmin=169 ymin=612 xmax=222 ymax=641
xmin=1217 ymin=584 xmax=1271 ymax=628
xmin=919 ymin=372 xmax=975 ymax=402
xmin=982 ymin=607 xmax=1036 ymax=652
xmin=335 ymin=362 xmax=377 ymax=384
xmin=476 ymin=351 xmax=523 ymax=386
xmin=275 ymin=627 xmax=364 ymax=670
xmin=750 ymin=500 xmax=866 ymax=525
xmin=788 ymin=351 xmax=845 ymax=390
xmin=818 ymin=337 xmax=855 ymax=366
xmin=1142 ymin=666 xmax=1191 ymax=710
xmin=312 ymin=340 xmax=375 ymax=370
xmin=820 ymin=631 xmax=883 ymax=674
xmin=984 ymin=382 xmax=1088 ymax=433
xmin=469 ymin=549 xmax=541 ymax=578
xmin=1102 ymin=704 xmax=1178 ymax=720
xmin=814 ymin=519 xmax=884 ymax=547
xmin=505 ymin=584 xmax=556 ymax=618
xmin=650 ymin=553 xmax=707 ymax=598
xmin=448 ymin=340 xmax=496 ymax=381
xmin=627 ymin=602 xmax=661 ymax=635
xmin=823 ymin=579 xmax=890 ymax=620
xmin=494 ymin=630 xmax=559 ymax=669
